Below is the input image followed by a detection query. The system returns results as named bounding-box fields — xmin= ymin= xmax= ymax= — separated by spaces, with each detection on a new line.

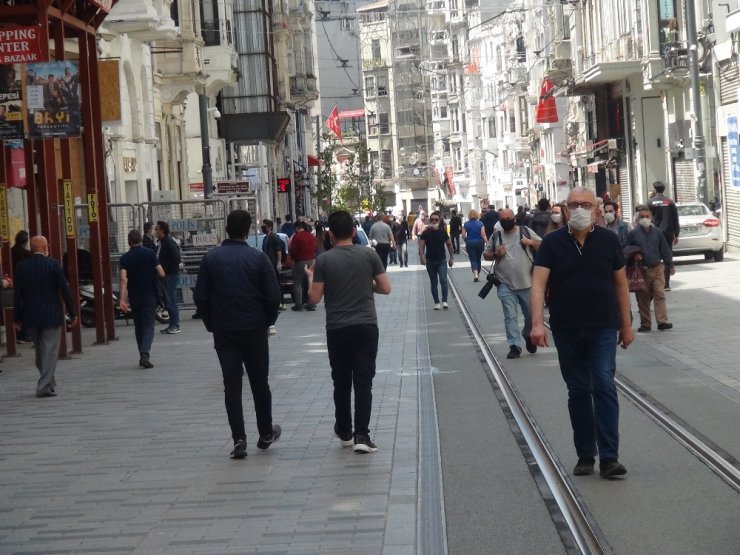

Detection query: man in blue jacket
xmin=194 ymin=210 xmax=282 ymax=459
xmin=14 ymin=236 xmax=77 ymax=397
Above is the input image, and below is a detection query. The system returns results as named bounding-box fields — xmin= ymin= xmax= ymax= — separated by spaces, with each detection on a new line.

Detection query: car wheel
xmin=704 ymin=253 xmax=714 ymax=260
xmin=713 ymin=249 xmax=724 ymax=262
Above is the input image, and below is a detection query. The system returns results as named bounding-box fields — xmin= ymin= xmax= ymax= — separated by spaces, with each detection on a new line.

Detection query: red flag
xmin=535 ymin=78 xmax=559 ymax=124
xmin=324 ymin=106 xmax=342 ymax=143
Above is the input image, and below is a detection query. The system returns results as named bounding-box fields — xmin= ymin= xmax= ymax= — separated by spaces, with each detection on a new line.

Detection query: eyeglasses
xmin=566 ymin=201 xmax=594 ymax=210
xmin=430 ymin=218 xmax=440 ymax=222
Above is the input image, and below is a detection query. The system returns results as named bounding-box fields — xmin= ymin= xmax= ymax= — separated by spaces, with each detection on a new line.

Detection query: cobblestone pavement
xmin=0 ymin=264 xmax=426 ymax=554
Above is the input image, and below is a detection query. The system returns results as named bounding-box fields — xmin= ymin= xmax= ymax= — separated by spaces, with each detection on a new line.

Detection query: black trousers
xmin=374 ymin=243 xmax=391 ymax=269
xmin=214 ymin=329 xmax=273 ymax=442
xmin=327 ymin=324 xmax=379 ymax=437
xmin=662 ymin=231 xmax=675 ymax=285
xmin=451 ymin=234 xmax=460 ymax=253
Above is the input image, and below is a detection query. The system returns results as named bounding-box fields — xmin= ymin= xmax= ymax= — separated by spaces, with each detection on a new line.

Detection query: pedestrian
xmin=481 ymin=205 xmax=499 ymax=239
xmin=11 ymin=230 xmax=33 ymax=270
xmin=529 ymin=187 xmax=634 ymax=479
xmin=483 ymin=208 xmax=541 ymax=359
xmin=626 ymin=205 xmax=674 ymax=332
xmin=289 ymin=220 xmax=317 ymax=311
xmin=395 ymin=216 xmax=410 ymax=268
xmin=368 ymin=213 xmax=394 ymax=269
xmin=13 ymin=236 xmax=78 ymax=397
xmin=411 ymin=210 xmax=429 ymax=240
xmin=529 ymin=198 xmax=552 ymax=237
xmin=305 ymin=210 xmax=391 ymax=453
xmin=155 ymin=220 xmax=181 ymax=334
xmin=361 ymin=214 xmax=374 ymax=236
xmin=418 ymin=211 xmax=454 ymax=310
xmin=462 ymin=209 xmax=487 ymax=282
xmin=515 ymin=205 xmax=531 ymax=227
xmin=543 ymin=202 xmax=567 ymax=234
xmin=388 ymin=216 xmax=400 ymax=265
xmin=119 ymin=229 xmax=165 ymax=369
xmin=142 ymin=222 xmax=157 ymax=251
xmin=314 ymin=221 xmax=326 ymax=256
xmin=448 ymin=209 xmax=463 ymax=254
xmin=594 ymin=197 xmax=606 ymax=227
xmin=194 ymin=210 xmax=282 ymax=459
xmin=604 ymin=200 xmax=630 ymax=247
xmin=280 ymin=214 xmax=295 ymax=238
xmin=648 ymin=181 xmax=680 ymax=290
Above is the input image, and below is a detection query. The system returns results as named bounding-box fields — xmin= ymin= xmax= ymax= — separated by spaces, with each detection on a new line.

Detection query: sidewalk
xmin=0 ymin=265 xmax=428 ymax=554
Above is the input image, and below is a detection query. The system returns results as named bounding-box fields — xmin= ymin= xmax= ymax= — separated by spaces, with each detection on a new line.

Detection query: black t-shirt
xmin=420 ymin=227 xmax=449 ymax=261
xmin=120 ymin=246 xmax=159 ymax=303
xmin=534 ymin=226 xmax=625 ymax=330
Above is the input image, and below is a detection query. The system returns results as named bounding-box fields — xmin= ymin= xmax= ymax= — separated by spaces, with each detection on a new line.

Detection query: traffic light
xmin=277 ymin=178 xmax=291 ymax=193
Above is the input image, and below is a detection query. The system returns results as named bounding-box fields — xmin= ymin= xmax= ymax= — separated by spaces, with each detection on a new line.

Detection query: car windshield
xmin=678 ymin=205 xmax=707 ymax=217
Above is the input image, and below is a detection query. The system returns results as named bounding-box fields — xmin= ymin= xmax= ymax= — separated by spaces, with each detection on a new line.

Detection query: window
xmin=341 ymin=17 xmax=354 ymax=31
xmin=377 ymin=75 xmax=388 ymax=96
xmin=368 ymin=113 xmax=378 ymax=135
xmin=488 ymin=116 xmax=496 ymax=138
xmin=440 ymin=106 xmax=447 ymax=118
xmin=509 ymin=109 xmax=516 ymax=133
xmin=450 ymin=108 xmax=459 ymax=133
xmin=365 ymin=76 xmax=376 ymax=97
xmin=379 ymin=113 xmax=390 ymax=134
xmin=200 ymin=0 xmax=220 ymax=46
xmin=519 ymin=96 xmax=529 ymax=136
xmin=381 ymin=150 xmax=392 ymax=173
xmin=452 ymin=38 xmax=460 ymax=61
xmin=453 ymin=145 xmax=462 ymax=171
xmin=372 ymin=39 xmax=381 ymax=60
xmin=479 ymin=160 xmax=485 ymax=182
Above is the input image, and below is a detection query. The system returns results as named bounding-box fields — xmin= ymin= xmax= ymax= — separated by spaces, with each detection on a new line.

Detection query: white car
xmin=673 ymin=203 xmax=724 ymax=262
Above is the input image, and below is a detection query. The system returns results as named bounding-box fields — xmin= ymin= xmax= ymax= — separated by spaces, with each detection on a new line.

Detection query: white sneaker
xmin=433 ymin=303 xmax=441 ymax=310
xmin=442 ymin=301 xmax=449 ymax=309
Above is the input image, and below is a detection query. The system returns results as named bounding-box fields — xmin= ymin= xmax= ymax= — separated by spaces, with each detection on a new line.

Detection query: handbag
xmin=0 ymin=287 xmax=13 ymax=309
xmin=626 ymin=265 xmax=647 ymax=293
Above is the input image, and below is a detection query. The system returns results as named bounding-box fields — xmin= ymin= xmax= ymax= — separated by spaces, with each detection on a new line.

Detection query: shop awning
xmin=220 ymin=111 xmax=291 ymax=145
xmin=338 ymin=109 xmax=365 ymax=119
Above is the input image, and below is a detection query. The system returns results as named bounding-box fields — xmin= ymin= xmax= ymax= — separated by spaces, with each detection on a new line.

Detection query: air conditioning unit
xmin=152 ymin=190 xmax=175 ymax=202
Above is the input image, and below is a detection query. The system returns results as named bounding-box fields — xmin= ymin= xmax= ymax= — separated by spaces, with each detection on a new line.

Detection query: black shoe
xmin=573 ymin=457 xmax=595 ymax=476
xmin=353 ymin=434 xmax=378 ymax=453
xmin=664 ymin=285 xmax=671 ymax=291
xmin=139 ymin=353 xmax=154 ymax=369
xmin=334 ymin=423 xmax=354 ymax=447
xmin=36 ymin=390 xmax=57 ymax=398
xmin=304 ymin=305 xmax=316 ymax=312
xmin=230 ymin=439 xmax=247 ymax=459
xmin=524 ymin=336 xmax=537 ymax=354
xmin=600 ymin=458 xmax=627 ymax=478
xmin=637 ymin=326 xmax=651 ymax=332
xmin=657 ymin=323 xmax=673 ymax=331
xmin=506 ymin=345 xmax=522 ymax=359
xmin=257 ymin=425 xmax=282 ymax=450
xmin=291 ymin=306 xmax=303 ymax=312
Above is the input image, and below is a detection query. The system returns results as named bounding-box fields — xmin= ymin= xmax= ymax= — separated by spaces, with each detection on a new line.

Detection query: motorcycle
xmin=78 ymin=282 xmax=170 ymax=328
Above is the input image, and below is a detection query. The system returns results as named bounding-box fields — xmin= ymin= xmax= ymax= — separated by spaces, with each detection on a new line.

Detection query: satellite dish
xmin=413 ymin=168 xmax=420 ymax=176
xmin=399 ymin=147 xmax=407 ymax=157
xmin=409 ymin=152 xmax=419 ymax=165
xmin=373 ymin=159 xmax=381 ymax=169
xmin=377 ymin=167 xmax=385 ymax=178
xmin=397 ymin=167 xmax=406 ymax=177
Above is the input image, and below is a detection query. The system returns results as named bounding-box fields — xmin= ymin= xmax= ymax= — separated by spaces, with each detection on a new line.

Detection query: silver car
xmin=673 ymin=203 xmax=724 ymax=262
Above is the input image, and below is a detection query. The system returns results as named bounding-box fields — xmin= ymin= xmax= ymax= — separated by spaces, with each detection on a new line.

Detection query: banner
xmin=0 ymin=25 xmax=44 ymax=64
xmin=26 ymin=61 xmax=81 ymax=139
xmin=0 ymin=64 xmax=24 ymax=140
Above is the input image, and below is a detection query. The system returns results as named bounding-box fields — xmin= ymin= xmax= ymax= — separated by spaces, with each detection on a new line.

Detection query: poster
xmin=0 ymin=64 xmax=24 ymax=140
xmin=727 ymin=115 xmax=740 ymax=189
xmin=26 ymin=61 xmax=81 ymax=138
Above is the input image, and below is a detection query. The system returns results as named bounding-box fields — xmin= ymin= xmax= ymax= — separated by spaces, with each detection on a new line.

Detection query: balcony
xmin=579 ymin=35 xmax=642 ymax=83
xmin=154 ymin=39 xmax=206 ymax=104
xmin=203 ymin=44 xmax=238 ymax=92
xmin=102 ymin=0 xmax=177 ymax=42
xmin=363 ymin=58 xmax=389 ymax=70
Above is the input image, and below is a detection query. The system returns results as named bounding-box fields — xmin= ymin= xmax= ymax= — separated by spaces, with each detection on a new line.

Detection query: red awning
xmin=307 ymin=155 xmax=322 ymax=167
xmin=535 ymin=78 xmax=559 ymax=124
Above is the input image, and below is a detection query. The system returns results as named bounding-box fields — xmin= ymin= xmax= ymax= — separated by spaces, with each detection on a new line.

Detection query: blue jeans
xmin=465 ymin=240 xmax=484 ymax=272
xmin=425 ymin=259 xmax=448 ymax=303
xmin=164 ymin=273 xmax=180 ymax=328
xmin=131 ymin=294 xmax=156 ymax=355
xmin=396 ymin=242 xmax=408 ymax=266
xmin=496 ymin=283 xmax=532 ymax=348
xmin=551 ymin=328 xmax=620 ymax=461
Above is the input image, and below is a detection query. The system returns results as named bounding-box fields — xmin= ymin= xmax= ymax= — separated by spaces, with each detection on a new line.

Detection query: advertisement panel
xmin=0 ymin=64 xmax=24 ymax=139
xmin=26 ymin=61 xmax=81 ymax=138
xmin=0 ymin=25 xmax=44 ymax=64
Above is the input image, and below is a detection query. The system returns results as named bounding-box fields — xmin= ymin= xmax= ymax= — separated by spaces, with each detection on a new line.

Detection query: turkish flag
xmin=324 ymin=106 xmax=342 ymax=143
xmin=535 ymin=78 xmax=558 ymax=124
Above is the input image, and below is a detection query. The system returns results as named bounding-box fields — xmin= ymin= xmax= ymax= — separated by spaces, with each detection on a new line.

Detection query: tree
xmin=334 ymin=140 xmax=387 ymax=215
xmin=314 ymin=134 xmax=337 ymax=211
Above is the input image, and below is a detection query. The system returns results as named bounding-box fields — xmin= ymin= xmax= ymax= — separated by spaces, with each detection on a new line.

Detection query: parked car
xmin=673 ymin=202 xmax=724 ymax=262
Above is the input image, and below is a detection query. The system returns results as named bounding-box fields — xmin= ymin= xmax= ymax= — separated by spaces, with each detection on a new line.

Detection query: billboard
xmin=26 ymin=61 xmax=81 ymax=138
xmin=0 ymin=64 xmax=24 ymax=139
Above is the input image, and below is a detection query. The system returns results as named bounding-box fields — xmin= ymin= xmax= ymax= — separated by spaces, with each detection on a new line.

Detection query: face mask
xmin=500 ymin=219 xmax=516 ymax=231
xmin=551 ymin=213 xmax=562 ymax=223
xmin=568 ymin=207 xmax=593 ymax=231
xmin=604 ymin=212 xmax=616 ymax=224
xmin=639 ymin=218 xmax=652 ymax=229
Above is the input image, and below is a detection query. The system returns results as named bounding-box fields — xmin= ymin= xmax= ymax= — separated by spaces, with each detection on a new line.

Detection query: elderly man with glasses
xmin=529 ymin=187 xmax=634 ymax=480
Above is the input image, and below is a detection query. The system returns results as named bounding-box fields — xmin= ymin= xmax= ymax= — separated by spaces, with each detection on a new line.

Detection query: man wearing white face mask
xmin=529 ymin=187 xmax=634 ymax=479
xmin=626 ymin=205 xmax=674 ymax=332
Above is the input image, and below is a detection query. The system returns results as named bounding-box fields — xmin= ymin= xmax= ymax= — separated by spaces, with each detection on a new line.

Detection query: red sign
xmin=0 ymin=25 xmax=44 ymax=64
xmin=277 ymin=178 xmax=291 ymax=193
xmin=88 ymin=0 xmax=113 ymax=13
xmin=216 ymin=181 xmax=250 ymax=194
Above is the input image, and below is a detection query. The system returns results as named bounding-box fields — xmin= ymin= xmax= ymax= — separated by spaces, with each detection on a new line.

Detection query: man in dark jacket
xmin=194 ymin=210 xmax=282 ymax=459
xmin=648 ymin=181 xmax=680 ymax=290
xmin=14 ymin=236 xmax=77 ymax=397
xmin=448 ymin=210 xmax=462 ymax=254
xmin=155 ymin=220 xmax=181 ymax=333
xmin=481 ymin=206 xmax=499 ymax=239
xmin=529 ymin=198 xmax=552 ymax=238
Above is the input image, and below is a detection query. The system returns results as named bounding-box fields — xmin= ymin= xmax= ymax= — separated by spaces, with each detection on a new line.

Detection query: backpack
xmin=494 ymin=226 xmax=535 ymax=264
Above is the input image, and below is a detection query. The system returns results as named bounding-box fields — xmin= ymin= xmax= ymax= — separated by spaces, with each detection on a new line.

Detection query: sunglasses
xmin=430 ymin=218 xmax=440 ymax=222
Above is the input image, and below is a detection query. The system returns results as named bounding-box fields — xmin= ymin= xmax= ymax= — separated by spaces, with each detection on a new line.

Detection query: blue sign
xmin=728 ymin=115 xmax=740 ymax=189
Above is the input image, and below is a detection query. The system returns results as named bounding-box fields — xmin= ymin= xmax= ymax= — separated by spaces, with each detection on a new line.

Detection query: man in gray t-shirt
xmin=483 ymin=208 xmax=541 ymax=359
xmin=368 ymin=214 xmax=395 ymax=270
xmin=306 ymin=211 xmax=391 ymax=454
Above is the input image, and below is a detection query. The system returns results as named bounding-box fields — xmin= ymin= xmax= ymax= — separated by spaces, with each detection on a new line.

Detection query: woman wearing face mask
xmin=462 ymin=209 xmax=487 ymax=282
xmin=544 ymin=203 xmax=567 ymax=234
xmin=418 ymin=211 xmax=454 ymax=310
